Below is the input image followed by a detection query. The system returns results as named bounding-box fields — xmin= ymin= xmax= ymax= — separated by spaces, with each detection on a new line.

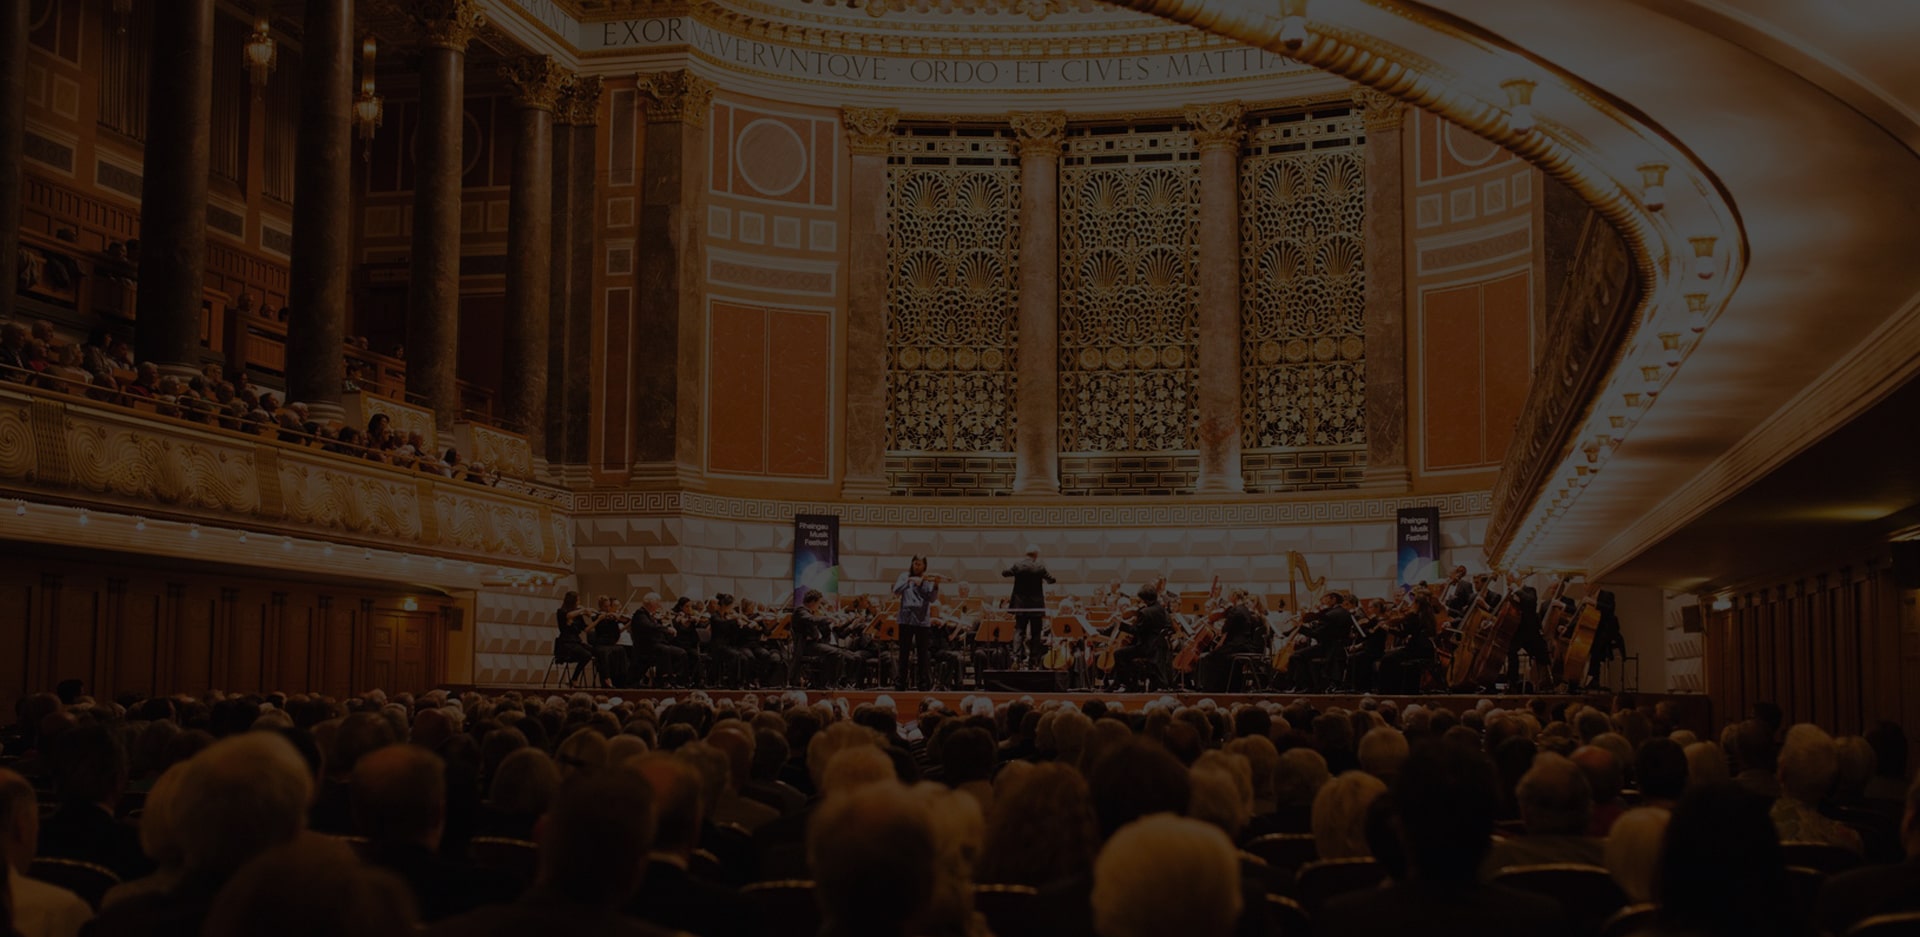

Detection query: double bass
xmin=1445 ymin=577 xmax=1503 ymax=688
xmin=1560 ymin=591 xmax=1604 ymax=686
xmin=1467 ymin=573 xmax=1527 ymax=686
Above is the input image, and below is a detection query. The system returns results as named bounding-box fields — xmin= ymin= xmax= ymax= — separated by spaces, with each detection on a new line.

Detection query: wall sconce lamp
xmin=1502 ymin=78 xmax=1537 ymax=134
xmin=353 ymin=36 xmax=384 ymax=163
xmin=1685 ymin=292 xmax=1710 ymax=333
xmin=244 ymin=15 xmax=276 ymax=91
xmin=1659 ymin=332 xmax=1684 ymax=367
xmin=1637 ymin=163 xmax=1668 ymax=211
xmin=1278 ymin=0 xmax=1310 ymax=52
xmin=1690 ymin=236 xmax=1718 ymax=280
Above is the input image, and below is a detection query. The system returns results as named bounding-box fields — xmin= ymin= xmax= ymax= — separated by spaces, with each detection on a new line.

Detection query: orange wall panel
xmin=708 ymin=302 xmax=770 ymax=475
xmin=1481 ymin=272 xmax=1534 ymax=460
xmin=767 ymin=310 xmax=832 ymax=477
xmin=1423 ymin=285 xmax=1485 ymax=469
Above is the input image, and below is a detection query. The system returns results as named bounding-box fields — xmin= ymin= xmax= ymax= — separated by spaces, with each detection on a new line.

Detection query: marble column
xmin=1188 ymin=102 xmax=1247 ymax=494
xmin=404 ymin=0 xmax=482 ymax=428
xmin=633 ymin=69 xmax=712 ymax=481
xmin=1355 ymin=88 xmax=1412 ymax=490
xmin=134 ymin=0 xmax=215 ymax=373
xmin=841 ymin=106 xmax=898 ymax=499
xmin=548 ymin=77 xmax=601 ymax=468
xmin=1009 ymin=112 xmax=1066 ymax=497
xmin=0 ymin=0 xmax=27 ymax=326
xmin=284 ymin=0 xmax=353 ymax=419
xmin=500 ymin=56 xmax=568 ymax=455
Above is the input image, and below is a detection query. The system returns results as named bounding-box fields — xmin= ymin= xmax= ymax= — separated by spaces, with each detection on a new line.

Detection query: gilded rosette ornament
xmin=1184 ymin=102 xmax=1246 ymax=152
xmin=1008 ymin=111 xmax=1067 ymax=158
xmin=636 ymin=69 xmax=715 ymax=126
xmin=501 ymin=56 xmax=571 ymax=112
xmin=410 ymin=0 xmax=485 ymax=51
xmin=843 ymin=106 xmax=899 ymax=155
xmin=557 ymin=75 xmax=605 ymax=126
xmin=1352 ymin=86 xmax=1407 ymax=131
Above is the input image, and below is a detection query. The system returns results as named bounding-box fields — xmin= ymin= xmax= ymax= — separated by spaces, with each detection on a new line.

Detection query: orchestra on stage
xmin=551 ymin=548 xmax=1628 ymax=696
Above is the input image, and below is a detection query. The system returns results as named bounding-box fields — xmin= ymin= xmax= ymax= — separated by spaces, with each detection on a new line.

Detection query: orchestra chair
xmin=1785 ymin=865 xmax=1828 ymax=934
xmin=973 ymin=883 xmax=1043 ymax=937
xmin=1781 ymin=841 xmax=1864 ymax=876
xmin=1599 ymin=904 xmax=1660 ymax=937
xmin=1243 ymin=833 xmax=1318 ymax=878
xmin=1264 ymin=894 xmax=1310 ymax=937
xmin=329 ymin=834 xmax=376 ymax=861
xmin=114 ymin=789 xmax=147 ymax=819
xmin=1291 ymin=857 xmax=1386 ymax=914
xmin=1238 ymin=850 xmax=1290 ymax=898
xmin=467 ymin=836 xmax=540 ymax=890
xmin=1492 ymin=864 xmax=1628 ymax=937
xmin=1226 ymin=654 xmax=1272 ymax=694
xmin=28 ymin=857 xmax=120 ymax=910
xmin=1848 ymin=911 xmax=1920 ymax=937
xmin=539 ymin=652 xmax=595 ymax=690
xmin=742 ymin=880 xmax=821 ymax=937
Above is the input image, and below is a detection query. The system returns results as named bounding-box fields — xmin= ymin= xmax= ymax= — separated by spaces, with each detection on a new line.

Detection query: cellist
xmin=1198 ymin=589 xmax=1264 ymax=692
xmin=1106 ymin=584 xmax=1171 ymax=692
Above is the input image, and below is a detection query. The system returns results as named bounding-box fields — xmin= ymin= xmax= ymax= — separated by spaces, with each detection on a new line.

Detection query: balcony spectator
xmin=0 ymin=323 xmax=32 ymax=376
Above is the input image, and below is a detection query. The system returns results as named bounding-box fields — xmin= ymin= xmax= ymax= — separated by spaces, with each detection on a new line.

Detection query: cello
xmin=1468 ymin=573 xmax=1527 ymax=686
xmin=1172 ymin=576 xmax=1225 ymax=675
xmin=1560 ymin=590 xmax=1604 ymax=687
xmin=1445 ymin=576 xmax=1503 ymax=689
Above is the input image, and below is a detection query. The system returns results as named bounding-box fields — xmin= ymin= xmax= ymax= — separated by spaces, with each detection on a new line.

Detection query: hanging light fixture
xmin=353 ymin=35 xmax=385 ymax=163
xmin=243 ymin=14 xmax=277 ymax=92
xmin=1278 ymin=0 xmax=1310 ymax=52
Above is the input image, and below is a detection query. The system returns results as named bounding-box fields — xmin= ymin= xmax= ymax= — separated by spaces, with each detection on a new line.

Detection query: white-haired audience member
xmin=1773 ymin=724 xmax=1864 ymax=853
xmin=1357 ymin=726 xmax=1410 ymax=782
xmin=1482 ymin=753 xmax=1605 ymax=875
xmin=1604 ymin=807 xmax=1671 ymax=904
xmin=1 ymin=769 xmax=91 ymax=937
xmin=201 ymin=837 xmax=415 ymax=937
xmin=1817 ymin=774 xmax=1920 ymax=936
xmin=1311 ymin=771 xmax=1387 ymax=860
xmin=906 ymin=784 xmax=989 ymax=937
xmin=1092 ymin=816 xmax=1241 ymax=937
xmin=809 ymin=783 xmax=937 ymax=937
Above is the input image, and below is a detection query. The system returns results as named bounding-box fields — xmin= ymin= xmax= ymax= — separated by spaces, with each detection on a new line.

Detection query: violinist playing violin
xmin=1347 ymin=597 xmax=1392 ymax=693
xmin=1285 ymin=592 xmax=1354 ymax=692
xmin=791 ymin=589 xmax=860 ymax=688
xmin=1108 ymin=585 xmax=1171 ymax=692
xmin=628 ymin=593 xmax=688 ymax=688
xmin=1198 ymin=590 xmax=1264 ymax=693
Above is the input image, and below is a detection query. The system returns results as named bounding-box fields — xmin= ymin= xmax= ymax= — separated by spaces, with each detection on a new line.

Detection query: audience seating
xmin=1782 ymin=840 xmax=1864 ymax=876
xmin=1849 ymin=911 xmax=1920 ymax=937
xmin=1492 ymin=864 xmax=1628 ymax=937
xmin=741 ymin=880 xmax=820 ymax=937
xmin=466 ymin=836 xmax=540 ymax=889
xmin=973 ymin=883 xmax=1042 ymax=937
xmin=1243 ymin=832 xmax=1318 ymax=876
xmin=1786 ymin=865 xmax=1828 ymax=931
xmin=1264 ymin=894 xmax=1310 ymax=937
xmin=1600 ymin=903 xmax=1659 ymax=937
xmin=28 ymin=857 xmax=120 ymax=910
xmin=1291 ymin=857 xmax=1386 ymax=913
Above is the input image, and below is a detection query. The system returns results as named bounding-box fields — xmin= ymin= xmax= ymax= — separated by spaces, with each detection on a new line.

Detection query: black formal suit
xmin=626 ymin=608 xmax=688 ymax=686
xmin=1110 ymin=603 xmax=1169 ymax=687
xmin=1290 ymin=605 xmax=1354 ymax=690
xmin=1315 ymin=881 xmax=1566 ymax=937
xmin=422 ymin=891 xmax=688 ymax=937
xmin=624 ymin=857 xmax=762 ymax=937
xmin=1817 ymin=856 xmax=1920 ymax=937
xmin=1199 ymin=605 xmax=1267 ymax=692
xmin=38 ymin=802 xmax=154 ymax=883
xmin=364 ymin=840 xmax=518 ymax=923
xmin=81 ymin=873 xmax=222 ymax=937
xmin=1002 ymin=558 xmax=1056 ymax=664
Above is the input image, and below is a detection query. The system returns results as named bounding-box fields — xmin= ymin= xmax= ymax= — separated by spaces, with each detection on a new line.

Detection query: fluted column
xmin=1355 ymin=88 xmax=1411 ymax=490
xmin=500 ymin=56 xmax=567 ymax=456
xmin=1010 ymin=112 xmax=1066 ymax=497
xmin=842 ymin=106 xmax=898 ymax=499
xmin=134 ymin=0 xmax=216 ymax=373
xmin=0 ymin=1 xmax=27 ymax=326
xmin=547 ymin=77 xmax=601 ymax=468
xmin=1188 ymin=102 xmax=1247 ymax=494
xmin=405 ymin=0 xmax=483 ymax=427
xmin=285 ymin=0 xmax=354 ymax=418
xmin=633 ymin=69 xmax=713 ymax=482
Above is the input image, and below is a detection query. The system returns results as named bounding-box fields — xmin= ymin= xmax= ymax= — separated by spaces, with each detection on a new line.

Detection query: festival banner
xmin=1395 ymin=507 xmax=1442 ymax=587
xmin=792 ymin=514 xmax=841 ymax=606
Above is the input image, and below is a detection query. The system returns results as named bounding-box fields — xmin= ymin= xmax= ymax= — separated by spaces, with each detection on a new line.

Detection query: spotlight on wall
xmin=77 ymin=509 xmax=88 ymax=526
xmin=1501 ymin=78 xmax=1537 ymax=134
xmin=401 ymin=597 xmax=419 ymax=612
xmin=1711 ymin=594 xmax=1732 ymax=612
xmin=12 ymin=501 xmax=23 ymax=517
xmin=353 ymin=35 xmax=384 ymax=163
xmin=1660 ymin=332 xmax=1684 ymax=367
xmin=1685 ymin=293 xmax=1710 ymax=333
xmin=1637 ymin=163 xmax=1668 ymax=212
xmin=134 ymin=517 xmax=146 ymax=532
xmin=243 ymin=15 xmax=277 ymax=91
xmin=188 ymin=523 xmax=201 ymax=539
xmin=1278 ymin=0 xmax=1309 ymax=52
xmin=237 ymin=531 xmax=248 ymax=544
xmin=1689 ymin=236 xmax=1718 ymax=280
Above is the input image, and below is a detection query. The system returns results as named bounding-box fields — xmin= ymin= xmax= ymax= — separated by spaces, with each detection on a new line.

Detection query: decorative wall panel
xmin=884 ymin=128 xmax=1020 ymax=468
xmin=1058 ymin=125 xmax=1200 ymax=471
xmin=1239 ymin=107 xmax=1368 ymax=458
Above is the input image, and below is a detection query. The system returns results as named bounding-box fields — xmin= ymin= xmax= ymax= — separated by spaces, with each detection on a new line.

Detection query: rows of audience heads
xmin=0 ymin=685 xmax=1913 ymax=937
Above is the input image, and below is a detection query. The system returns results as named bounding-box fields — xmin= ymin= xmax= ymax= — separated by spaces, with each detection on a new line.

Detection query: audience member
xmin=1773 ymin=724 xmax=1864 ymax=853
xmin=623 ymin=755 xmax=759 ymax=937
xmin=1311 ymin=771 xmax=1386 ymax=860
xmin=1603 ymin=806 xmax=1670 ymax=904
xmin=1092 ymin=816 xmax=1240 ymax=937
xmin=36 ymin=726 xmax=149 ymax=883
xmin=200 ymin=837 xmax=416 ymax=937
xmin=1655 ymin=782 xmax=1795 ymax=937
xmin=351 ymin=745 xmax=508 ymax=921
xmin=809 ymin=783 xmax=936 ymax=937
xmin=1 ymin=769 xmax=90 ymax=937
xmin=1816 ymin=774 xmax=1920 ymax=935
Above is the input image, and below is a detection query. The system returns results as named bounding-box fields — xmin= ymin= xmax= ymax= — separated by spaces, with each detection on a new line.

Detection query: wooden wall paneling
xmin=320 ymin=596 xmax=356 ymax=699
xmin=1703 ymin=609 xmax=1725 ymax=730
xmin=395 ymin=613 xmax=429 ymax=697
xmin=261 ymin=592 xmax=288 ymax=694
xmin=1790 ymin=584 xmax=1812 ymax=726
xmin=51 ymin=574 xmax=99 ymax=692
xmin=1809 ymin=580 xmax=1833 ymax=733
xmin=0 ymin=570 xmax=35 ymax=717
xmin=1740 ymin=605 xmax=1759 ymax=720
xmin=1771 ymin=595 xmax=1792 ymax=717
xmin=1868 ymin=572 xmax=1902 ymax=728
xmin=1834 ymin=574 xmax=1861 ymax=735
xmin=1900 ymin=589 xmax=1920 ymax=761
xmin=361 ymin=599 xmax=388 ymax=693
xmin=176 ymin=586 xmax=215 ymax=695
xmin=110 ymin=579 xmax=163 ymax=701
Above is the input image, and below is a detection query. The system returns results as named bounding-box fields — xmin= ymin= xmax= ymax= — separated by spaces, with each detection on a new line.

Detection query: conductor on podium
xmin=1003 ymin=545 xmax=1055 ymax=667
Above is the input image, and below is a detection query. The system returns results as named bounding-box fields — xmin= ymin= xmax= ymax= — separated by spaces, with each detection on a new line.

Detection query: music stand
xmin=1050 ymin=613 xmax=1088 ymax=640
xmin=976 ymin=612 xmax=1015 ymax=644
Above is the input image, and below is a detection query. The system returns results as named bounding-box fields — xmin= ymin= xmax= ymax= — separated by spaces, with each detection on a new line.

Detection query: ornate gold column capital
xmin=636 ymin=69 xmax=715 ymax=126
xmin=1009 ymin=111 xmax=1067 ymax=158
xmin=501 ymin=56 xmax=571 ymax=112
xmin=409 ymin=0 xmax=486 ymax=51
xmin=557 ymin=75 xmax=605 ymax=126
xmin=843 ymin=106 xmax=899 ymax=155
xmin=1353 ymin=86 xmax=1407 ymax=132
xmin=1184 ymin=101 xmax=1246 ymax=152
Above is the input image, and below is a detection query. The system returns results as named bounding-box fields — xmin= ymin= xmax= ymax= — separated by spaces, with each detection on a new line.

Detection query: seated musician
xmin=708 ymin=594 xmax=759 ymax=688
xmin=1504 ymin=585 xmax=1551 ymax=692
xmin=1109 ymin=584 xmax=1171 ymax=691
xmin=587 ymin=595 xmax=627 ymax=688
xmin=1348 ymin=597 xmax=1391 ymax=693
xmin=744 ymin=599 xmax=788 ymax=684
xmin=834 ymin=595 xmax=887 ymax=686
xmin=626 ymin=593 xmax=688 ymax=688
xmin=929 ymin=584 xmax=979 ymax=690
xmin=552 ymin=592 xmax=596 ymax=685
xmin=1379 ymin=598 xmax=1440 ymax=694
xmin=668 ymin=596 xmax=704 ymax=677
xmin=1286 ymin=592 xmax=1354 ymax=692
xmin=1197 ymin=590 xmax=1264 ymax=693
xmin=792 ymin=589 xmax=860 ymax=688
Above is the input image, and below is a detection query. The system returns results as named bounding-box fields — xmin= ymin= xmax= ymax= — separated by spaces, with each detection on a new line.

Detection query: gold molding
xmin=1008 ymin=110 xmax=1067 ymax=157
xmin=1183 ymin=101 xmax=1245 ymax=151
xmin=501 ymin=55 xmax=572 ymax=111
xmin=636 ymin=68 xmax=715 ymax=125
xmin=557 ymin=75 xmax=606 ymax=126
xmin=1351 ymin=86 xmax=1405 ymax=131
xmin=843 ymin=106 xmax=900 ymax=154
xmin=411 ymin=0 xmax=488 ymax=51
